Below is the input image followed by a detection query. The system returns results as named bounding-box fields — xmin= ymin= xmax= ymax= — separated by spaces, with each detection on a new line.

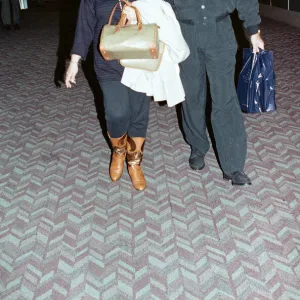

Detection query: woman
xmin=65 ymin=0 xmax=150 ymax=191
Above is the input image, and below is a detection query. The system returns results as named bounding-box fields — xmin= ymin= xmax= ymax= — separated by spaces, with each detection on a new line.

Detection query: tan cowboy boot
xmin=127 ymin=136 xmax=146 ymax=191
xmin=109 ymin=132 xmax=127 ymax=182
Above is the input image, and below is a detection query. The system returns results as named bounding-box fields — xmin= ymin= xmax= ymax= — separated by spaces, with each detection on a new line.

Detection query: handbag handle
xmin=108 ymin=0 xmax=143 ymax=31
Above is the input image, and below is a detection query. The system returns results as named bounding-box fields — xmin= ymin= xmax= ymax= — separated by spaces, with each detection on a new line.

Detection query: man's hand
xmin=250 ymin=32 xmax=265 ymax=54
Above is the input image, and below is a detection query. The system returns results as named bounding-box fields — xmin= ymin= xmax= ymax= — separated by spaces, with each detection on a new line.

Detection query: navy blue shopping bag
xmin=237 ymin=48 xmax=276 ymax=113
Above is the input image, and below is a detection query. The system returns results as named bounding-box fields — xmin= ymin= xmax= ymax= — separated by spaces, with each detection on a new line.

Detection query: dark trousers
xmin=1 ymin=0 xmax=20 ymax=25
xmin=180 ymin=20 xmax=247 ymax=174
xmin=100 ymin=81 xmax=150 ymax=138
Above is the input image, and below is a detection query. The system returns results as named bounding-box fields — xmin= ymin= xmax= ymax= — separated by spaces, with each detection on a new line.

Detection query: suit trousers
xmin=0 ymin=0 xmax=20 ymax=25
xmin=179 ymin=19 xmax=247 ymax=174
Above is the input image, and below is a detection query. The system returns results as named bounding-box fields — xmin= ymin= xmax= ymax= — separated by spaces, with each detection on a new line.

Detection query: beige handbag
xmin=99 ymin=0 xmax=160 ymax=61
xmin=118 ymin=1 xmax=165 ymax=72
xmin=119 ymin=41 xmax=165 ymax=71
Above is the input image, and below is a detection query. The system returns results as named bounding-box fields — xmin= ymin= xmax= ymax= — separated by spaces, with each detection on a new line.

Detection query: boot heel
xmin=108 ymin=132 xmax=127 ymax=182
xmin=127 ymin=136 xmax=146 ymax=191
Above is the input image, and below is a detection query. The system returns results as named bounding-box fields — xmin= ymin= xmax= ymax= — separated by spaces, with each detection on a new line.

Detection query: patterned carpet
xmin=1 ymin=5 xmax=300 ymax=300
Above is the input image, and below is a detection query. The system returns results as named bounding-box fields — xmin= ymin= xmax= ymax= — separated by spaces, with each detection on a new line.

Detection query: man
xmin=1 ymin=0 xmax=20 ymax=30
xmin=165 ymin=0 xmax=264 ymax=186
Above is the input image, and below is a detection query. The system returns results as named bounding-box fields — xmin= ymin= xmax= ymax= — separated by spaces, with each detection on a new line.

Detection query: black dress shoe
xmin=223 ymin=171 xmax=252 ymax=186
xmin=2 ymin=25 xmax=11 ymax=30
xmin=14 ymin=24 xmax=20 ymax=30
xmin=189 ymin=148 xmax=205 ymax=170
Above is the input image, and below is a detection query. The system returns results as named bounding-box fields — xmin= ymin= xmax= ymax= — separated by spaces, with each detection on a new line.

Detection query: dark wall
xmin=259 ymin=0 xmax=300 ymax=12
xmin=290 ymin=0 xmax=300 ymax=12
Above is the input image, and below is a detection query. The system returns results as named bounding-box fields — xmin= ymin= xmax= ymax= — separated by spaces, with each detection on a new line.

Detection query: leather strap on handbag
xmin=117 ymin=0 xmax=129 ymax=28
xmin=118 ymin=0 xmax=123 ymax=11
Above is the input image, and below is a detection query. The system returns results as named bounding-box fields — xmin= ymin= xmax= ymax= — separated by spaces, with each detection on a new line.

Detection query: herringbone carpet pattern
xmin=1 ymin=5 xmax=300 ymax=300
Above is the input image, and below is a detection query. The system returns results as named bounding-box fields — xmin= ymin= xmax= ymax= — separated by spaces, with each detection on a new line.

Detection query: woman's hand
xmin=250 ymin=32 xmax=265 ymax=54
xmin=65 ymin=54 xmax=81 ymax=88
xmin=123 ymin=5 xmax=137 ymax=24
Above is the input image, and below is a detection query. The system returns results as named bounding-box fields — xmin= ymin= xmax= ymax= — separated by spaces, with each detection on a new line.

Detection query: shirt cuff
xmin=247 ymin=25 xmax=259 ymax=35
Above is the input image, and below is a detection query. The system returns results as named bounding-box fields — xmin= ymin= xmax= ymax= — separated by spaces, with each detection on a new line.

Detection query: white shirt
xmin=121 ymin=0 xmax=190 ymax=107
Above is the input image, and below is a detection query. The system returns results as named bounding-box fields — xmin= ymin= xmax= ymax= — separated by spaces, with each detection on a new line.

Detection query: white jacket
xmin=121 ymin=0 xmax=190 ymax=107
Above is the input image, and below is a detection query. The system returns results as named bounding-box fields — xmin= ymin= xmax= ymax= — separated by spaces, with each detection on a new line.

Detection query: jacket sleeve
xmin=71 ymin=0 xmax=96 ymax=60
xmin=236 ymin=0 xmax=261 ymax=35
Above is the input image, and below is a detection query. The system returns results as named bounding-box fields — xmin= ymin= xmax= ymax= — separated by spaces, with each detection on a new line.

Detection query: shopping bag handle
xmin=108 ymin=0 xmax=143 ymax=31
xmin=253 ymin=47 xmax=266 ymax=55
